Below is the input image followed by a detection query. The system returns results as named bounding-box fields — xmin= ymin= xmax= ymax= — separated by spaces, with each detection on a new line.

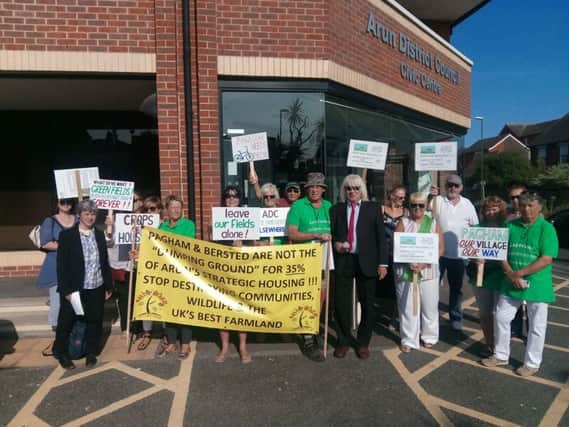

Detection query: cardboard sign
xmin=393 ymin=232 xmax=439 ymax=264
xmin=258 ymin=208 xmax=289 ymax=237
xmin=415 ymin=142 xmax=457 ymax=171
xmin=212 ymin=207 xmax=260 ymax=240
xmin=231 ymin=132 xmax=269 ymax=163
xmin=346 ymin=139 xmax=389 ymax=170
xmin=90 ymin=179 xmax=135 ymax=211
xmin=114 ymin=213 xmax=160 ymax=261
xmin=459 ymin=227 xmax=509 ymax=260
xmin=54 ymin=167 xmax=99 ymax=199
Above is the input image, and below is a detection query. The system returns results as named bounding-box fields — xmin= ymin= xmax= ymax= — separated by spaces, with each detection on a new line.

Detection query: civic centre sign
xmin=366 ymin=12 xmax=461 ymax=96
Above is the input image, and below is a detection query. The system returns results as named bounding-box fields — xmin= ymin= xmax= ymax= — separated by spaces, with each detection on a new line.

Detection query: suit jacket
xmin=330 ymin=201 xmax=388 ymax=277
xmin=56 ymin=224 xmax=112 ymax=296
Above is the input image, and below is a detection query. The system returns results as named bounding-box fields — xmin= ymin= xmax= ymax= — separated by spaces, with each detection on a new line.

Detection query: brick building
xmin=0 ymin=0 xmax=487 ymax=277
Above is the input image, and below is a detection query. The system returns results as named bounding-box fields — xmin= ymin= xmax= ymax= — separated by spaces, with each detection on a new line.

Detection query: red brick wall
xmin=327 ymin=0 xmax=469 ymax=117
xmin=213 ymin=0 xmax=470 ymax=117
xmin=0 ymin=265 xmax=40 ymax=277
xmin=217 ymin=0 xmax=329 ymax=59
xmin=0 ymin=0 xmax=155 ymax=52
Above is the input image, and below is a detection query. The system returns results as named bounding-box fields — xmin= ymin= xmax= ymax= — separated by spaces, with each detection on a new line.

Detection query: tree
xmin=465 ymin=152 xmax=534 ymax=200
xmin=529 ymin=164 xmax=569 ymax=188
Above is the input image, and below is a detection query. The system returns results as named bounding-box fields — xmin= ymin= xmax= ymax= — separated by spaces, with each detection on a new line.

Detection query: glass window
xmin=536 ymin=145 xmax=547 ymax=161
xmin=220 ymin=88 xmax=463 ymax=204
xmin=221 ymin=92 xmax=325 ymax=206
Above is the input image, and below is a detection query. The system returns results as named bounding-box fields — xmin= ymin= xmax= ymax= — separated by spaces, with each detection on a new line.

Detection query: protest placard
xmin=231 ymin=132 xmax=269 ymax=163
xmin=90 ymin=179 xmax=135 ymax=211
xmin=54 ymin=167 xmax=99 ymax=199
xmin=133 ymin=228 xmax=323 ymax=334
xmin=346 ymin=139 xmax=389 ymax=170
xmin=258 ymin=207 xmax=289 ymax=237
xmin=114 ymin=213 xmax=160 ymax=261
xmin=459 ymin=227 xmax=509 ymax=260
xmin=393 ymin=232 xmax=439 ymax=264
xmin=415 ymin=142 xmax=457 ymax=171
xmin=212 ymin=207 xmax=260 ymax=240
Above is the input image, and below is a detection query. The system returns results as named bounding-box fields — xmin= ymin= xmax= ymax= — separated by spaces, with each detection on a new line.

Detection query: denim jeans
xmin=439 ymin=257 xmax=465 ymax=323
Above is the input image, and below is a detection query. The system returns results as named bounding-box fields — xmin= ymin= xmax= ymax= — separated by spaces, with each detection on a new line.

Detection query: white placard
xmin=231 ymin=132 xmax=269 ymax=163
xmin=346 ymin=139 xmax=389 ymax=170
xmin=415 ymin=142 xmax=457 ymax=171
xmin=393 ymin=232 xmax=439 ymax=264
xmin=212 ymin=207 xmax=260 ymax=240
xmin=90 ymin=179 xmax=135 ymax=211
xmin=258 ymin=208 xmax=289 ymax=237
xmin=114 ymin=213 xmax=160 ymax=261
xmin=54 ymin=167 xmax=100 ymax=199
xmin=459 ymin=227 xmax=509 ymax=260
xmin=227 ymin=161 xmax=238 ymax=176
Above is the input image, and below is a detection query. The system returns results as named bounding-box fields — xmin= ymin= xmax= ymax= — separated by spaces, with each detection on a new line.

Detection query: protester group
xmin=37 ymin=168 xmax=558 ymax=378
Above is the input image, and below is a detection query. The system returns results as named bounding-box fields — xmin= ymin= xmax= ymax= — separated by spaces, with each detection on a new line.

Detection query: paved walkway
xmin=1 ymin=262 xmax=569 ymax=426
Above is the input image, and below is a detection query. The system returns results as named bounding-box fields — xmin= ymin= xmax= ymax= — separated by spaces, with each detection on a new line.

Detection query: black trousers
xmin=54 ymin=286 xmax=105 ymax=358
xmin=334 ymin=254 xmax=377 ymax=347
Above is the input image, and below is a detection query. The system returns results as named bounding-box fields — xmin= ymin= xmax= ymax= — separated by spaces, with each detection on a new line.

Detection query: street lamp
xmin=473 ymin=116 xmax=485 ymax=200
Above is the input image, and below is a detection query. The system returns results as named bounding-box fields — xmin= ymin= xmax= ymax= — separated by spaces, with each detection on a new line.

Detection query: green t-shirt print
xmin=502 ymin=216 xmax=558 ymax=303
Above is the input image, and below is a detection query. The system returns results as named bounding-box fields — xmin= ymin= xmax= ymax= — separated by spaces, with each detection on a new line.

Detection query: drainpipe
xmin=182 ymin=0 xmax=195 ymax=221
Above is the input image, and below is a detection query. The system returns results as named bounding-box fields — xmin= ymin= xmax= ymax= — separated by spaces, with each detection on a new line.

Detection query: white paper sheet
xmin=70 ymin=291 xmax=84 ymax=316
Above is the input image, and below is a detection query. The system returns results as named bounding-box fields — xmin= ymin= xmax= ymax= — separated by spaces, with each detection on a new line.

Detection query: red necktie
xmin=347 ymin=202 xmax=356 ymax=252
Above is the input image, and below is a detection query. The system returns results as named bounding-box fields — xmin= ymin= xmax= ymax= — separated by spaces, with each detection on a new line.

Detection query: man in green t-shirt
xmin=287 ymin=172 xmax=331 ymax=362
xmin=482 ymin=192 xmax=558 ymax=377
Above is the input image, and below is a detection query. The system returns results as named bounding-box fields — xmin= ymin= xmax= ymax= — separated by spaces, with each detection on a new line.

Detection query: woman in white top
xmin=394 ymin=192 xmax=444 ymax=353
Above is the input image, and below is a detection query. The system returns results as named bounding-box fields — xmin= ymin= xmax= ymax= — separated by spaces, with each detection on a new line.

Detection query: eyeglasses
xmin=263 ymin=195 xmax=276 ymax=199
xmin=225 ymin=193 xmax=238 ymax=199
xmin=410 ymin=203 xmax=426 ymax=209
xmin=345 ymin=186 xmax=360 ymax=192
xmin=287 ymin=188 xmax=300 ymax=193
xmin=146 ymin=206 xmax=158 ymax=212
xmin=393 ymin=195 xmax=405 ymax=200
xmin=446 ymin=183 xmax=460 ymax=188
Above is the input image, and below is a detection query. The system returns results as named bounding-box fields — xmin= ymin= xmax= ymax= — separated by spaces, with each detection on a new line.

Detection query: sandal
xmin=215 ymin=352 xmax=227 ymax=363
xmin=423 ymin=343 xmax=433 ymax=349
xmin=42 ymin=342 xmax=54 ymax=357
xmin=137 ymin=333 xmax=152 ymax=351
xmin=400 ymin=345 xmax=411 ymax=353
xmin=157 ymin=344 xmax=176 ymax=358
xmin=178 ymin=344 xmax=191 ymax=360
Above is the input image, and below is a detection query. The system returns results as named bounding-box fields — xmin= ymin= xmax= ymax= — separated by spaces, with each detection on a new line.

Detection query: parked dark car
xmin=548 ymin=209 xmax=569 ymax=249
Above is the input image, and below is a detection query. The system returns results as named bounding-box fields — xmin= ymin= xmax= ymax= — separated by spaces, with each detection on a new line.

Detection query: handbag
xmin=28 ymin=216 xmax=56 ymax=249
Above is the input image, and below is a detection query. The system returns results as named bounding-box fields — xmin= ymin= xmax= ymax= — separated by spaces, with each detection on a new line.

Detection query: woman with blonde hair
xmin=394 ymin=192 xmax=444 ymax=353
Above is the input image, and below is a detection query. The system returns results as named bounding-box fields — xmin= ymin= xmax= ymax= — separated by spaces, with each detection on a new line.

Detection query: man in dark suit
xmin=330 ymin=174 xmax=388 ymax=359
xmin=54 ymin=199 xmax=112 ymax=370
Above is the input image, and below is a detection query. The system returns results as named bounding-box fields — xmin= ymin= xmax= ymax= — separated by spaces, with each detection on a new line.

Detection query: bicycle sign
xmin=231 ymin=132 xmax=269 ymax=163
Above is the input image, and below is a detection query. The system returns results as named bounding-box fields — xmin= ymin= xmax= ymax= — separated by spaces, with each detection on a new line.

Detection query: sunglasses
xmin=263 ymin=195 xmax=276 ymax=199
xmin=393 ymin=195 xmax=405 ymax=200
xmin=146 ymin=206 xmax=159 ymax=212
xmin=225 ymin=193 xmax=238 ymax=199
xmin=287 ymin=188 xmax=300 ymax=193
xmin=410 ymin=203 xmax=426 ymax=209
xmin=59 ymin=200 xmax=73 ymax=205
xmin=510 ymin=195 xmax=520 ymax=200
xmin=345 ymin=186 xmax=360 ymax=192
xmin=446 ymin=183 xmax=460 ymax=188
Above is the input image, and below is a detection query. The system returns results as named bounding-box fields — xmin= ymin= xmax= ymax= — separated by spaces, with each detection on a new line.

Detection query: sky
xmin=452 ymin=0 xmax=569 ymax=147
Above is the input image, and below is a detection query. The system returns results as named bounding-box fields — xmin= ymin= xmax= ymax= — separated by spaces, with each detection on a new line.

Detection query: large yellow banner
xmin=133 ymin=228 xmax=323 ymax=334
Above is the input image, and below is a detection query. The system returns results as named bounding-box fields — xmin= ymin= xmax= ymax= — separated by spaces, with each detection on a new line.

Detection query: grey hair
xmin=518 ymin=191 xmax=542 ymax=205
xmin=260 ymin=183 xmax=280 ymax=202
xmin=339 ymin=174 xmax=369 ymax=202
xmin=76 ymin=199 xmax=98 ymax=214
xmin=409 ymin=192 xmax=427 ymax=204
